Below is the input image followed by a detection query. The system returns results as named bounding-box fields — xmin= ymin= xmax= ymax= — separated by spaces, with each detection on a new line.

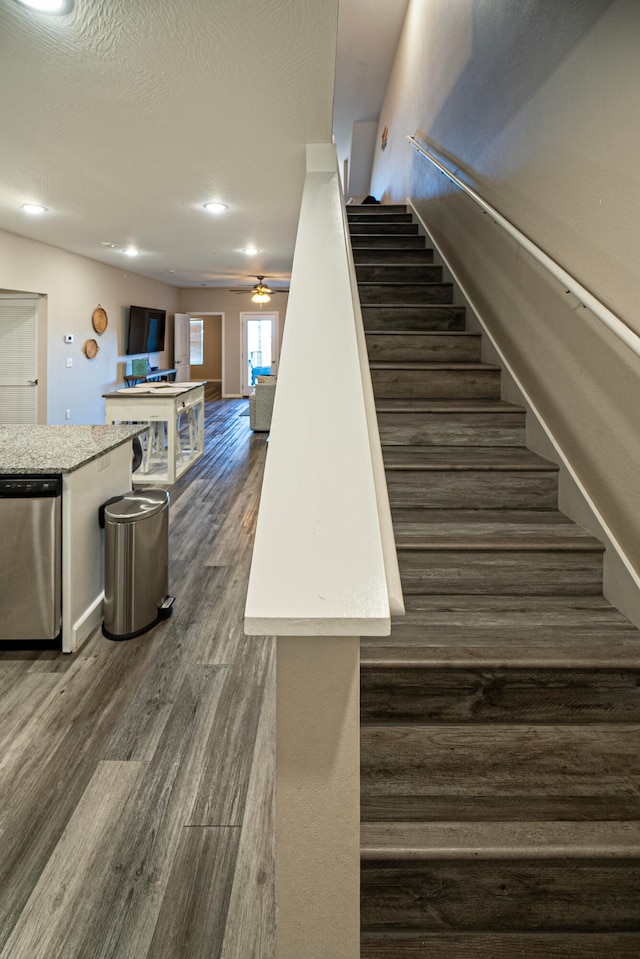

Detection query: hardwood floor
xmin=0 ymin=396 xmax=275 ymax=959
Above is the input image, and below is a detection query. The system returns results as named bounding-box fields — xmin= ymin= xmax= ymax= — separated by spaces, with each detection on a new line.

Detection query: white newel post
xmin=275 ymin=635 xmax=361 ymax=959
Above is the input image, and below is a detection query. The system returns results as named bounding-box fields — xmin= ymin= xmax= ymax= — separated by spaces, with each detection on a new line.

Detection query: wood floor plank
xmin=218 ymin=645 xmax=276 ymax=959
xmin=145 ymin=826 xmax=240 ymax=959
xmin=71 ymin=665 xmax=227 ymax=959
xmin=0 ymin=760 xmax=145 ymax=959
xmin=187 ymin=637 xmax=273 ymax=827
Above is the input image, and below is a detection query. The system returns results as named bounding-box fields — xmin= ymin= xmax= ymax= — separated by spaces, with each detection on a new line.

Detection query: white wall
xmin=0 ymin=229 xmax=179 ymax=424
xmin=347 ymin=121 xmax=378 ymax=197
xmin=369 ymin=0 xmax=640 ymax=574
xmin=178 ymin=288 xmax=288 ymax=396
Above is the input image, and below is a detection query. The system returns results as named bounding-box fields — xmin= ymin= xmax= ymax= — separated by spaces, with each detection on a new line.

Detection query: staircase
xmin=348 ymin=203 xmax=640 ymax=958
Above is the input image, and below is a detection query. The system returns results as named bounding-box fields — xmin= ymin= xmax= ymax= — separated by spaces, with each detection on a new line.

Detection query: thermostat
xmin=64 ymin=333 xmax=74 ymax=344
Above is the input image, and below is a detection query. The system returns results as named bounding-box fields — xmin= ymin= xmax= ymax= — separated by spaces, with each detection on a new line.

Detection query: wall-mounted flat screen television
xmin=126 ymin=305 xmax=167 ymax=354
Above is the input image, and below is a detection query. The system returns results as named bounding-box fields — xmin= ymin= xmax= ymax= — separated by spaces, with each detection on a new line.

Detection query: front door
xmin=0 ymin=295 xmax=39 ymax=424
xmin=241 ymin=312 xmax=279 ymax=395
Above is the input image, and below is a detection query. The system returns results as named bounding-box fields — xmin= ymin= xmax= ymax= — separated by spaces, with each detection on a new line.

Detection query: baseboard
xmin=407 ymin=197 xmax=640 ymax=629
xmin=65 ymin=591 xmax=104 ymax=653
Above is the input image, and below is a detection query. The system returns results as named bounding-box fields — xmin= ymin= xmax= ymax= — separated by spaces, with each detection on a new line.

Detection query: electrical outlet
xmin=66 ymin=357 xmax=73 ymax=368
xmin=65 ymin=409 xmax=71 ymax=420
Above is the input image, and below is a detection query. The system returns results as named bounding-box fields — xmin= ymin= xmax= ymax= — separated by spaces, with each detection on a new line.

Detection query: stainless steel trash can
xmin=101 ymin=488 xmax=174 ymax=640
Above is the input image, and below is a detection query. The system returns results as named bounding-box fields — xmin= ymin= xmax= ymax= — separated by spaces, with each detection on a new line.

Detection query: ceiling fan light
xmin=251 ymin=292 xmax=271 ymax=304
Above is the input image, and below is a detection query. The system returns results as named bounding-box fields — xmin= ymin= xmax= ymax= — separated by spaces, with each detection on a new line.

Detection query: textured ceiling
xmin=0 ymin=0 xmax=406 ymax=289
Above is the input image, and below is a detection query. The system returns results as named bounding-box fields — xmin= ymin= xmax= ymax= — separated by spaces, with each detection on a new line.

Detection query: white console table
xmin=103 ymin=381 xmax=205 ymax=485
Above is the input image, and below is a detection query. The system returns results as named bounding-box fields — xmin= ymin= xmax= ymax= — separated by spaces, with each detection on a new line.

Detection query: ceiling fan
xmin=231 ymin=276 xmax=288 ymax=303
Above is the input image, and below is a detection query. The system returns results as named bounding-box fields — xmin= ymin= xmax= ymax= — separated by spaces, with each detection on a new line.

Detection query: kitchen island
xmin=0 ymin=425 xmax=142 ymax=653
xmin=104 ymin=381 xmax=205 ymax=485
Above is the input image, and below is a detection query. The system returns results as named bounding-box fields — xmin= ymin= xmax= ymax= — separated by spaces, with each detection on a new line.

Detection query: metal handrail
xmin=407 ymin=135 xmax=640 ymax=359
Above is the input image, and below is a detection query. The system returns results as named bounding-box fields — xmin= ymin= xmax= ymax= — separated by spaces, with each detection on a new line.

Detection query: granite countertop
xmin=0 ymin=425 xmax=143 ymax=474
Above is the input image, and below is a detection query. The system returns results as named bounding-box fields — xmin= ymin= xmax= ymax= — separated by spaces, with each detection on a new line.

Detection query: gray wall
xmin=177 ymin=288 xmax=288 ymax=397
xmin=0 ymin=229 xmax=178 ymax=425
xmin=369 ymin=0 xmax=640 ymax=575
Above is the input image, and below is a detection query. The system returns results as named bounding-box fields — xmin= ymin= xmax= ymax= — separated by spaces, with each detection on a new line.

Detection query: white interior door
xmin=0 ymin=295 xmax=39 ymax=424
xmin=174 ymin=312 xmax=191 ymax=382
xmin=241 ymin=311 xmax=279 ymax=395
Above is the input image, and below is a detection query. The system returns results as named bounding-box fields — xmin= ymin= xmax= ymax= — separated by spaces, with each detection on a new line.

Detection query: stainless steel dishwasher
xmin=0 ymin=475 xmax=62 ymax=642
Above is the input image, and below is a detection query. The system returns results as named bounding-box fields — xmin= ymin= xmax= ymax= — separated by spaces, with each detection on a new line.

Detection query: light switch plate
xmin=66 ymin=357 xmax=73 ymax=367
xmin=64 ymin=334 xmax=74 ymax=343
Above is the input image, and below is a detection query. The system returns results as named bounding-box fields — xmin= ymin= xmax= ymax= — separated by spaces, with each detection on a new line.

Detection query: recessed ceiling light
xmin=100 ymin=241 xmax=117 ymax=248
xmin=204 ymin=202 xmax=227 ymax=214
xmin=123 ymin=247 xmax=140 ymax=257
xmin=15 ymin=0 xmax=72 ymax=13
xmin=22 ymin=203 xmax=46 ymax=214
xmin=244 ymin=246 xmax=258 ymax=255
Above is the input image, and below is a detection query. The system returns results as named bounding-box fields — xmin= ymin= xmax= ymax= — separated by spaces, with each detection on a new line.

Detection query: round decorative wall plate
xmin=92 ymin=304 xmax=108 ymax=335
xmin=84 ymin=338 xmax=99 ymax=359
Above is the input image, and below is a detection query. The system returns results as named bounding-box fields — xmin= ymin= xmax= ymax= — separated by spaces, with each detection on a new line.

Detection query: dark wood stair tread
xmin=375 ymin=398 xmax=524 ymax=414
xmin=383 ymin=446 xmax=558 ymax=471
xmin=360 ymin=931 xmax=640 ymax=959
xmin=360 ymin=643 xmax=640 ymax=668
xmin=362 ymin=596 xmax=640 ymax=663
xmin=361 ymin=821 xmax=640 ymax=860
xmin=392 ymin=512 xmax=603 ymax=551
xmin=359 ymin=280 xmax=448 ymax=287
xmin=347 ymin=204 xmax=408 ymax=212
xmin=367 ymin=330 xmax=479 ymax=337
xmin=371 ymin=361 xmax=500 ymax=371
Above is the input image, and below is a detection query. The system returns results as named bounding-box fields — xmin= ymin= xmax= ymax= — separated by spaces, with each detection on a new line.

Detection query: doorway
xmin=0 ymin=294 xmax=40 ymax=424
xmin=241 ymin=312 xmax=279 ymax=396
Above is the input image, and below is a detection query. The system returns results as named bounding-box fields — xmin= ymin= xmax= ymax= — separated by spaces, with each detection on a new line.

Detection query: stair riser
xmin=348 ymin=205 xmax=408 ymax=216
xmin=361 ymin=932 xmax=640 ymax=959
xmin=361 ymin=724 xmax=640 ymax=803
xmin=361 ymin=794 xmax=640 ymax=822
xmin=373 ymin=369 xmax=501 ymax=399
xmin=386 ymin=471 xmax=557 ymax=510
xmin=350 ymin=222 xmax=419 ymax=235
xmin=360 ymin=283 xmax=453 ymax=304
xmin=353 ymin=249 xmax=434 ymax=264
xmin=377 ymin=412 xmax=526 ymax=446
xmin=361 ymin=859 xmax=640 ymax=932
xmin=357 ymin=264 xmax=443 ymax=283
xmin=398 ymin=550 xmax=603 ymax=596
xmin=367 ymin=334 xmax=480 ymax=363
xmin=347 ymin=212 xmax=413 ymax=223
xmin=360 ymin=666 xmax=640 ymax=725
xmin=363 ymin=306 xmax=466 ymax=331
xmin=351 ymin=234 xmax=426 ymax=248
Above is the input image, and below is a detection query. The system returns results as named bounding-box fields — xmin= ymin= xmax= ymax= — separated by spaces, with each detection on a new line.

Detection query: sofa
xmin=249 ymin=376 xmax=277 ymax=431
